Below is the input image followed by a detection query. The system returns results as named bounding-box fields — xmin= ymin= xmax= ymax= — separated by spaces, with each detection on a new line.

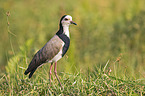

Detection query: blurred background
xmin=0 ymin=0 xmax=145 ymax=78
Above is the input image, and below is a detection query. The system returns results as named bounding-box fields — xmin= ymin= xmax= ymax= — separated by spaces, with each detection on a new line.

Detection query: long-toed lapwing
xmin=24 ymin=15 xmax=77 ymax=88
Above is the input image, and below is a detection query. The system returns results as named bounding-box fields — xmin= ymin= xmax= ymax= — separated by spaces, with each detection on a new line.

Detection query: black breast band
xmin=57 ymin=34 xmax=70 ymax=57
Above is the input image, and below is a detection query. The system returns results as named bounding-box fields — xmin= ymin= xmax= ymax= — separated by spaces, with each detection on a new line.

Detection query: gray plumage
xmin=24 ymin=35 xmax=63 ymax=78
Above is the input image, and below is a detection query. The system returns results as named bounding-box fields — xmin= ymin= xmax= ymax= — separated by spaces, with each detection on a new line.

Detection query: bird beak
xmin=70 ymin=21 xmax=77 ymax=25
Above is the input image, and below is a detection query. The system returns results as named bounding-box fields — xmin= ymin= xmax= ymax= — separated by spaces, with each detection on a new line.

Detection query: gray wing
xmin=24 ymin=35 xmax=63 ymax=78
xmin=40 ymin=35 xmax=63 ymax=62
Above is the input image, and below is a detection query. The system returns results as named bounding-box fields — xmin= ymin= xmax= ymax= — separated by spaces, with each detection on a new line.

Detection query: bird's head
xmin=60 ymin=15 xmax=77 ymax=27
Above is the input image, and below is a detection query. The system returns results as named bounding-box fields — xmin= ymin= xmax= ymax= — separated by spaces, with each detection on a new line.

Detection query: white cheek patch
xmin=62 ymin=15 xmax=72 ymax=23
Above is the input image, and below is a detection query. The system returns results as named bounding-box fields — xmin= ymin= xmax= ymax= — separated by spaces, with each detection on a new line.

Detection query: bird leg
xmin=49 ymin=62 xmax=53 ymax=86
xmin=54 ymin=62 xmax=63 ymax=89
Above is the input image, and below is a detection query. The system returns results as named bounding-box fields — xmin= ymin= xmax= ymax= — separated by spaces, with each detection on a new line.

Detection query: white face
xmin=61 ymin=15 xmax=73 ymax=26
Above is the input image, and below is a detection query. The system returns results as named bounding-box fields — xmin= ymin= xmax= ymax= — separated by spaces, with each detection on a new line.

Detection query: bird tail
xmin=24 ymin=68 xmax=37 ymax=78
xmin=28 ymin=68 xmax=37 ymax=78
xmin=24 ymin=70 xmax=29 ymax=75
xmin=24 ymin=53 xmax=40 ymax=78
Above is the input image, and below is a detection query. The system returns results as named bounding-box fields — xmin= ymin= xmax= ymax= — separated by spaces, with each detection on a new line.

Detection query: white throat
xmin=62 ymin=25 xmax=70 ymax=37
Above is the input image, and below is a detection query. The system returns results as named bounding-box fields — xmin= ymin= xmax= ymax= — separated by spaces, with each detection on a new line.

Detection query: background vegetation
xmin=0 ymin=0 xmax=145 ymax=95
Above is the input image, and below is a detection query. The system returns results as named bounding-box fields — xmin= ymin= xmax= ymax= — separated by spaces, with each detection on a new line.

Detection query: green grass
xmin=0 ymin=0 xmax=145 ymax=95
xmin=0 ymin=60 xmax=145 ymax=95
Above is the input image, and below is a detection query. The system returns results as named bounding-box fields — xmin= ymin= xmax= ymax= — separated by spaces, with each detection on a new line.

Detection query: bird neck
xmin=56 ymin=24 xmax=70 ymax=38
xmin=62 ymin=25 xmax=70 ymax=37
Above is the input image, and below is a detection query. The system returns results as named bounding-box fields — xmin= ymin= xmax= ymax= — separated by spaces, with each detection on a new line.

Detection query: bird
xmin=24 ymin=15 xmax=77 ymax=88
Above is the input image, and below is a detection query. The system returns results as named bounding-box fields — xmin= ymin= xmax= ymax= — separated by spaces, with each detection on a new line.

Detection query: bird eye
xmin=64 ymin=18 xmax=68 ymax=21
